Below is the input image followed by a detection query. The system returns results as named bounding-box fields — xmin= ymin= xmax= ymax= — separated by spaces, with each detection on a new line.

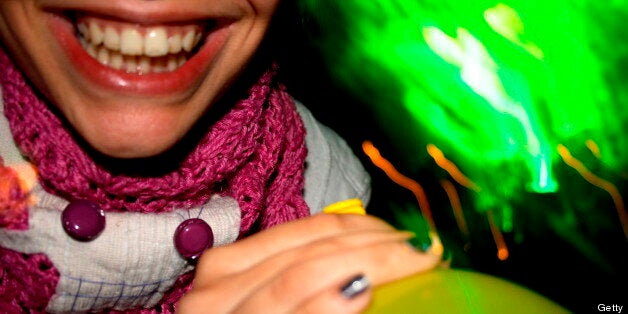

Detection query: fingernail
xmin=340 ymin=274 xmax=370 ymax=299
xmin=417 ymin=242 xmax=432 ymax=253
xmin=398 ymin=230 xmax=416 ymax=240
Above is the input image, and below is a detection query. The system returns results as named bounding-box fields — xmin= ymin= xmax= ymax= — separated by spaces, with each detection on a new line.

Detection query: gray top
xmin=0 ymin=95 xmax=371 ymax=312
xmin=297 ymin=100 xmax=372 ymax=213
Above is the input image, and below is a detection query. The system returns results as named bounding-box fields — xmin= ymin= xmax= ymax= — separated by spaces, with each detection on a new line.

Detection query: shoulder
xmin=0 ymin=93 xmax=25 ymax=166
xmin=295 ymin=100 xmax=371 ymax=214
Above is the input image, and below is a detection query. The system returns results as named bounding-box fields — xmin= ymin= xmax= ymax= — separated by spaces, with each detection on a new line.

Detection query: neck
xmin=1 ymin=48 xmax=310 ymax=235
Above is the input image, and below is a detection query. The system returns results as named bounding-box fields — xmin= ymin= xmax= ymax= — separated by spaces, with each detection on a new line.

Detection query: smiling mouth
xmin=72 ymin=14 xmax=211 ymax=74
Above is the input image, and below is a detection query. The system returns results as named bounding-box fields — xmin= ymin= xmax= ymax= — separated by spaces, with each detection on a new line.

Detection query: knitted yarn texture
xmin=0 ymin=49 xmax=310 ymax=234
xmin=0 ymin=46 xmax=309 ymax=312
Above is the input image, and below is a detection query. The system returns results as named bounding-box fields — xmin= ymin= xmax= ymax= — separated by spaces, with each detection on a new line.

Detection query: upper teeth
xmin=76 ymin=17 xmax=204 ymax=73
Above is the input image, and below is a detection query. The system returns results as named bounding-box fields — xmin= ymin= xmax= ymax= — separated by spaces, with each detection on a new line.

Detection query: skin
xmin=0 ymin=0 xmax=279 ymax=158
xmin=179 ymin=214 xmax=441 ymax=314
xmin=0 ymin=0 xmax=442 ymax=312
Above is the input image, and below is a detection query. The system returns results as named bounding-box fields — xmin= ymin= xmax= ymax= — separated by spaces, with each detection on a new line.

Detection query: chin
xmin=80 ymin=125 xmax=183 ymax=159
xmin=91 ymin=140 xmax=172 ymax=159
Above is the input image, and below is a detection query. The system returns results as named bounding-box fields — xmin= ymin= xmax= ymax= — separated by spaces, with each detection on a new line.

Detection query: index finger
xmin=195 ymin=213 xmax=397 ymax=282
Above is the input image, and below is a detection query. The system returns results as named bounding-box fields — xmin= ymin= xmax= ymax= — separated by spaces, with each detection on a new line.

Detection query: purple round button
xmin=174 ymin=218 xmax=214 ymax=260
xmin=61 ymin=200 xmax=106 ymax=241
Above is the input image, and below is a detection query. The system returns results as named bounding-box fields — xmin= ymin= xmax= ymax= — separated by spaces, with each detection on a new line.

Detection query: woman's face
xmin=0 ymin=0 xmax=280 ymax=158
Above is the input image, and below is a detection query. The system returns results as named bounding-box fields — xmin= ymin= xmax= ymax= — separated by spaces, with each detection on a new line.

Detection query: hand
xmin=177 ymin=214 xmax=441 ymax=314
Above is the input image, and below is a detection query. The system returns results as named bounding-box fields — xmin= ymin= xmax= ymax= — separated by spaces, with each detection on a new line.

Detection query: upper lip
xmin=39 ymin=0 xmax=235 ymax=25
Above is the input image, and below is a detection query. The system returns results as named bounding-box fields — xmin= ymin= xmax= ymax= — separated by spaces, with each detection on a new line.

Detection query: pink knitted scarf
xmin=0 ymin=48 xmax=310 ymax=233
xmin=0 ymin=47 xmax=309 ymax=312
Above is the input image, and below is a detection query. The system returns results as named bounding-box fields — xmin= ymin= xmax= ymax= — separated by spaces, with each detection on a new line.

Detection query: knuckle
xmin=269 ymin=266 xmax=311 ymax=302
xmin=197 ymin=245 xmax=224 ymax=266
xmin=177 ymin=287 xmax=223 ymax=314
xmin=176 ymin=293 xmax=200 ymax=314
xmin=309 ymin=214 xmax=347 ymax=231
xmin=370 ymin=242 xmax=437 ymax=276
xmin=176 ymin=297 xmax=191 ymax=313
xmin=195 ymin=246 xmax=232 ymax=281
xmin=308 ymin=213 xmax=360 ymax=232
xmin=309 ymin=237 xmax=347 ymax=254
xmin=308 ymin=213 xmax=392 ymax=233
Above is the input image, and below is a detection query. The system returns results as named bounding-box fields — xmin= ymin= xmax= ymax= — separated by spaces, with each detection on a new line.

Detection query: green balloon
xmin=367 ymin=269 xmax=569 ymax=313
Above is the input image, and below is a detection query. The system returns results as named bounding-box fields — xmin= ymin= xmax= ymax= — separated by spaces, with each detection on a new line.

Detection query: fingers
xmin=195 ymin=214 xmax=397 ymax=284
xmin=188 ymin=229 xmax=414 ymax=311
xmin=180 ymin=214 xmax=441 ymax=314
xmin=232 ymin=240 xmax=441 ymax=314
xmin=294 ymin=275 xmax=372 ymax=314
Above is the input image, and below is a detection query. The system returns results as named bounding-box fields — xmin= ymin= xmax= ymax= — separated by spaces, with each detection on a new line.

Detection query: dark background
xmin=271 ymin=2 xmax=628 ymax=313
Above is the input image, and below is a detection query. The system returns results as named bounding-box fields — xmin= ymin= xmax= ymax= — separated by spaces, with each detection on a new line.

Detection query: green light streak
xmin=422 ymin=25 xmax=556 ymax=192
xmin=299 ymin=0 xmax=627 ymax=242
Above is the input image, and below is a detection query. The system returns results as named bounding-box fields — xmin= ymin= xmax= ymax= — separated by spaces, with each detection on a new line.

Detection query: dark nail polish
xmin=340 ymin=274 xmax=370 ymax=299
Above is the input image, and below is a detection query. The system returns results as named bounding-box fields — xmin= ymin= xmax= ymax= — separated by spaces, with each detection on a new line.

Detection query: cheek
xmin=249 ymin=0 xmax=281 ymax=20
xmin=0 ymin=5 xmax=65 ymax=100
xmin=0 ymin=8 xmax=37 ymax=79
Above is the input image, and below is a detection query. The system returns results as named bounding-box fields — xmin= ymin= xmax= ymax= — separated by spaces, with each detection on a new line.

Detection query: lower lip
xmin=48 ymin=13 xmax=230 ymax=96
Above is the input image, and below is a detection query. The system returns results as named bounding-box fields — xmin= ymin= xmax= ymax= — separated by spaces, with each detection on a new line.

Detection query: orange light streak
xmin=585 ymin=139 xmax=602 ymax=159
xmin=585 ymin=140 xmax=628 ymax=179
xmin=439 ymin=179 xmax=471 ymax=244
xmin=557 ymin=144 xmax=627 ymax=240
xmin=487 ymin=210 xmax=509 ymax=260
xmin=362 ymin=141 xmax=442 ymax=255
xmin=427 ymin=144 xmax=481 ymax=192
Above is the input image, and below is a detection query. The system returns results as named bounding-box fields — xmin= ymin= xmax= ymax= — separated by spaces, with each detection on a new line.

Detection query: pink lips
xmin=48 ymin=12 xmax=230 ymax=96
